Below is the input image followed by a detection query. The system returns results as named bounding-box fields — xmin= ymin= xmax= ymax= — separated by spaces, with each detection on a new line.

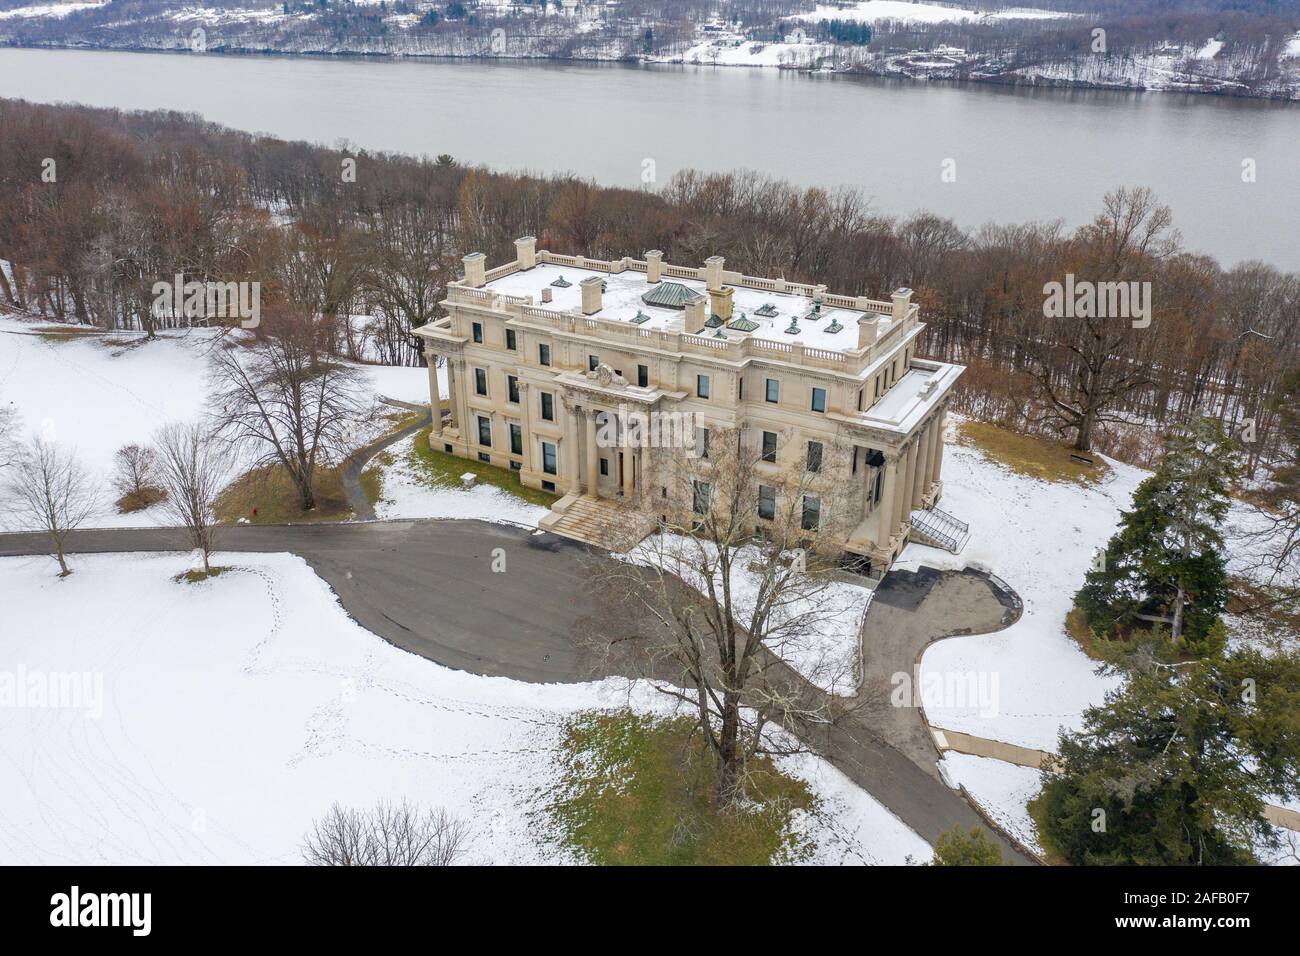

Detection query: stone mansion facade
xmin=413 ymin=238 xmax=964 ymax=574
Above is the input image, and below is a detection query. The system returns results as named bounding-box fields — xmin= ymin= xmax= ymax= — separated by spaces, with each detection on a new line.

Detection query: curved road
xmin=0 ymin=519 xmax=1033 ymax=864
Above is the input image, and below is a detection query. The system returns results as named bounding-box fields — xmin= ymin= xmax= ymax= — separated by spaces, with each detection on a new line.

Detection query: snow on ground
xmin=0 ymin=1 xmax=106 ymax=19
xmin=1284 ymin=32 xmax=1300 ymax=59
xmin=0 ymin=316 xmax=434 ymax=528
xmin=907 ymin=416 xmax=1143 ymax=751
xmin=0 ymin=550 xmax=928 ymax=864
xmin=1196 ymin=38 xmax=1224 ymax=60
xmin=671 ymin=38 xmax=840 ymax=69
xmin=625 ymin=534 xmax=869 ymax=696
xmin=788 ymin=1 xmax=1071 ymax=26
xmin=940 ymin=753 xmax=1043 ymax=857
xmin=374 ymin=430 xmax=550 ymax=528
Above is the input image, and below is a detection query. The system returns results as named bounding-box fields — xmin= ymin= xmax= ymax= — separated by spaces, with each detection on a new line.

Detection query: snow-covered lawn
xmin=0 ymin=316 xmax=431 ymax=528
xmin=0 ymin=1 xmax=106 ymax=19
xmin=0 ymin=550 xmax=930 ymax=864
xmin=940 ymin=753 xmax=1043 ymax=856
xmin=374 ymin=431 xmax=550 ymax=528
xmin=907 ymin=418 xmax=1142 ymax=751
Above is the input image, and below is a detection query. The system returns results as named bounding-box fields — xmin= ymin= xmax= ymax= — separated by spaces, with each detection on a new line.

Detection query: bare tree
xmin=302 ymin=800 xmax=470 ymax=867
xmin=0 ymin=404 xmax=18 ymax=473
xmin=587 ymin=424 xmax=864 ymax=806
xmin=153 ymin=422 xmax=224 ymax=575
xmin=111 ymin=442 xmax=162 ymax=509
xmin=209 ymin=312 xmax=367 ymax=512
xmin=6 ymin=437 xmax=98 ymax=575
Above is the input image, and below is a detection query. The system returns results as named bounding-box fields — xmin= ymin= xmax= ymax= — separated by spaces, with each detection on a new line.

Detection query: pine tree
xmin=1033 ymin=646 xmax=1300 ymax=865
xmin=1075 ymin=418 xmax=1237 ymax=650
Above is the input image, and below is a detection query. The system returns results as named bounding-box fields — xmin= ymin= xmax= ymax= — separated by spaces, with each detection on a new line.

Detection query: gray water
xmin=2 ymin=47 xmax=1297 ymax=269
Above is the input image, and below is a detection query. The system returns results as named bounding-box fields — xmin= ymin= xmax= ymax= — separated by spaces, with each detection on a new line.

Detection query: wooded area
xmin=0 ymin=98 xmax=1295 ymax=471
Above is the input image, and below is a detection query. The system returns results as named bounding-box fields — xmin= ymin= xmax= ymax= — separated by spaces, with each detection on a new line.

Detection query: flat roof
xmin=484 ymin=264 xmax=894 ymax=354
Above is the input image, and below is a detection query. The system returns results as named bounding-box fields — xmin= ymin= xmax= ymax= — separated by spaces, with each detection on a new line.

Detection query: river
xmin=1 ymin=47 xmax=1297 ymax=269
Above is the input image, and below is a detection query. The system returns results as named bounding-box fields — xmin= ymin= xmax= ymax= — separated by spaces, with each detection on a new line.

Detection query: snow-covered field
xmin=0 ymin=316 xmax=428 ymax=528
xmin=940 ymin=752 xmax=1043 ymax=855
xmin=0 ymin=549 xmax=931 ymax=865
xmin=788 ymin=1 xmax=1070 ymax=26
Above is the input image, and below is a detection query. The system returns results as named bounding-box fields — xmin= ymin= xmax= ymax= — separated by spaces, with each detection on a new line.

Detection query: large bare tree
xmin=588 ymin=423 xmax=864 ymax=806
xmin=153 ymin=422 xmax=224 ymax=575
xmin=209 ymin=311 xmax=367 ymax=512
xmin=6 ymin=437 xmax=98 ymax=575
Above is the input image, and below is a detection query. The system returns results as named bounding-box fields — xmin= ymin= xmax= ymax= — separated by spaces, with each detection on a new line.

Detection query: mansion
xmin=413 ymin=239 xmax=965 ymax=574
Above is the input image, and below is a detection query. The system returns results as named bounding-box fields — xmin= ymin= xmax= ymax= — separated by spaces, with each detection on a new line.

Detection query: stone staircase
xmin=538 ymin=494 xmax=657 ymax=551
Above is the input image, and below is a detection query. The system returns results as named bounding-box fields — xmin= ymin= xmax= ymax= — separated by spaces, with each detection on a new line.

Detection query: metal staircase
xmin=908 ymin=506 xmax=970 ymax=554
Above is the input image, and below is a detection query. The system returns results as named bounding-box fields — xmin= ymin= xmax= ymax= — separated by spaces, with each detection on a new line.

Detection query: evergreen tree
xmin=1075 ymin=418 xmax=1237 ymax=650
xmin=1033 ymin=646 xmax=1300 ymax=865
xmin=931 ymin=826 xmax=1004 ymax=866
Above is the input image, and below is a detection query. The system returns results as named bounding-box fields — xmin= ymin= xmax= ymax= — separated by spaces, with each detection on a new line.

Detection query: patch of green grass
xmin=173 ymin=566 xmax=231 ymax=584
xmin=406 ymin=426 xmax=558 ymax=508
xmin=116 ymin=486 xmax=167 ymax=514
xmin=958 ymin=420 xmax=1110 ymax=486
xmin=214 ymin=463 xmax=354 ymax=524
xmin=540 ymin=711 xmax=817 ymax=866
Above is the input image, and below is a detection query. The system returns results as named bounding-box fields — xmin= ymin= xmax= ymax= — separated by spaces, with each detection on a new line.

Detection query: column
xmin=585 ymin=408 xmax=600 ymax=498
xmin=877 ymin=456 xmax=898 ymax=544
xmin=930 ymin=406 xmax=947 ymax=486
xmin=924 ymin=414 xmax=940 ymax=491
xmin=445 ymin=360 xmax=459 ymax=433
xmin=426 ymin=354 xmax=443 ymax=438
xmin=565 ymin=401 xmax=581 ymax=496
xmin=913 ymin=422 xmax=933 ymax=509
xmin=898 ymin=438 xmax=917 ymax=527
xmin=622 ymin=443 xmax=636 ymax=499
xmin=518 ymin=383 xmax=533 ymax=473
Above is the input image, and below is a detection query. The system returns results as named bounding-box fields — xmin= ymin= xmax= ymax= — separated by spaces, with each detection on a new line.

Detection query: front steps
xmin=538 ymin=494 xmax=657 ymax=551
xmin=908 ymin=506 xmax=970 ymax=554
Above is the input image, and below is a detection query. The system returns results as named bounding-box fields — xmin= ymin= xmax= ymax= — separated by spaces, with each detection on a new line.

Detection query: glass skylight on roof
xmin=550 ymin=275 xmax=572 ymax=288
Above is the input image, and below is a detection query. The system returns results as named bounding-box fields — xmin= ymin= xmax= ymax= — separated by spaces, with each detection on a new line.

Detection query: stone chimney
xmin=704 ymin=255 xmax=725 ymax=292
xmin=514 ymin=236 xmax=537 ymax=270
xmin=857 ymin=314 xmax=880 ymax=349
xmin=709 ymin=286 xmax=733 ymax=322
xmin=541 ymin=287 xmax=553 ymax=304
xmin=891 ymin=287 xmax=914 ymax=325
xmin=645 ymin=249 xmax=663 ymax=283
xmin=683 ymin=294 xmax=707 ymax=335
xmin=462 ymin=252 xmax=486 ymax=289
xmin=580 ymin=276 xmax=603 ymax=315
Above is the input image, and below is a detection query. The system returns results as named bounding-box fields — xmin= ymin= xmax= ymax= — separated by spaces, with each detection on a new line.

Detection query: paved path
xmin=0 ymin=520 xmax=1034 ymax=863
xmin=339 ymin=398 xmax=433 ymax=521
xmin=859 ymin=566 xmax=1021 ymax=781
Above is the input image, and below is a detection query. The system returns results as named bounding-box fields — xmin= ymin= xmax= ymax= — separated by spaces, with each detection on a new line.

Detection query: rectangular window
xmin=478 ymin=452 xmax=491 ymax=463
xmin=807 ymin=440 xmax=823 ymax=474
xmin=811 ymin=387 xmax=827 ymax=413
xmin=637 ymin=364 xmax=648 ymax=388
xmin=692 ymin=480 xmax=711 ymax=516
xmin=761 ymin=431 xmax=777 ymax=463
xmin=738 ymin=377 xmax=745 ymax=401
xmin=539 ymin=343 xmax=551 ymax=367
xmin=599 ymin=458 xmax=609 ymax=477
xmin=802 ymin=495 xmax=821 ymax=532
xmin=507 ymin=375 xmax=520 ymax=404
xmin=696 ymin=374 xmax=710 ymax=399
xmin=510 ymin=460 xmax=521 ymax=471
xmin=472 ymin=321 xmax=483 ymax=344
xmin=873 ymin=376 xmax=880 ymax=399
xmin=696 ymin=426 xmax=710 ymax=459
xmin=765 ymin=378 xmax=779 ymax=403
xmin=477 ymin=415 xmax=492 ymax=447
xmin=541 ymin=441 xmax=557 ymax=476
xmin=857 ymin=389 xmax=863 ymax=412
xmin=540 ymin=392 xmax=555 ymax=422
xmin=506 ymin=328 xmax=517 ymax=351
xmin=588 ymin=354 xmax=599 ymax=372
xmin=509 ymin=422 xmax=523 ymax=456
xmin=542 ymin=479 xmax=555 ymax=493
xmin=758 ymin=484 xmax=775 ymax=521
xmin=474 ymin=367 xmax=488 ymax=397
